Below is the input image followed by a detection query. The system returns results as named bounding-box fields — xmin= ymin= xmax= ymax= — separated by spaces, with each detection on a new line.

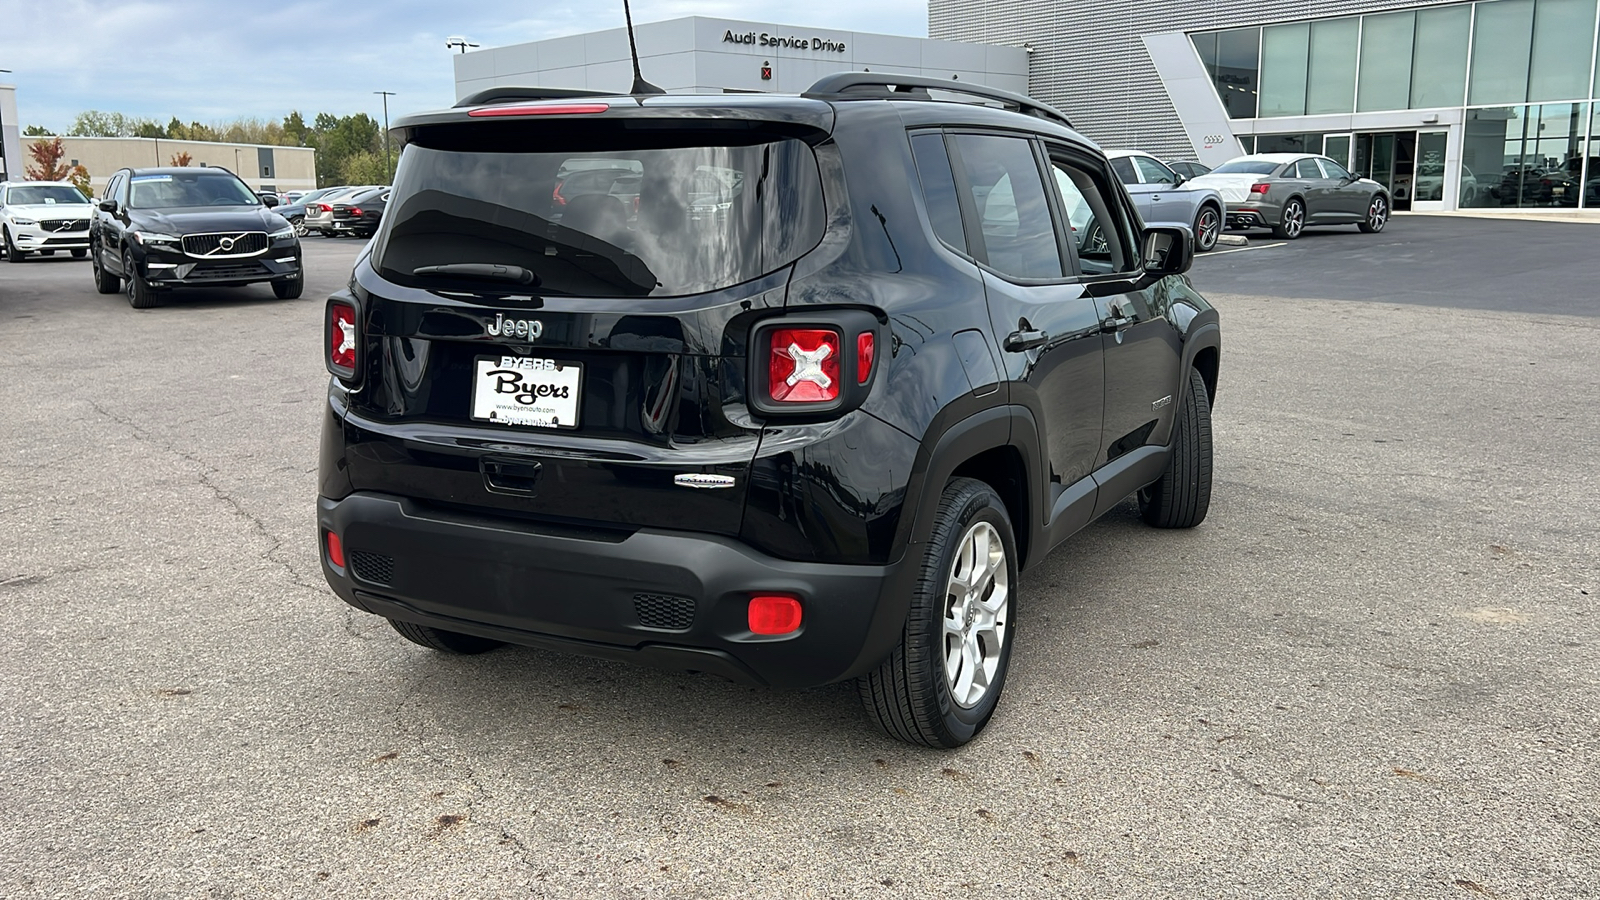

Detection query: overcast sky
xmin=0 ymin=1 xmax=928 ymax=132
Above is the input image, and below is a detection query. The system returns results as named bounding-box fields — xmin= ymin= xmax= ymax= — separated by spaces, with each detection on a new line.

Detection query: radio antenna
xmin=624 ymin=0 xmax=665 ymax=94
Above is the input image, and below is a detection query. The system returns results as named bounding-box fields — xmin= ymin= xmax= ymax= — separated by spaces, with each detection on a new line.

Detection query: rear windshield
xmin=1210 ymin=160 xmax=1281 ymax=175
xmin=370 ymin=135 xmax=824 ymax=298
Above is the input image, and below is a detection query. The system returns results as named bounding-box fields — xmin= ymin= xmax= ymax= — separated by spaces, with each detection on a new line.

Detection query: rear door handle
xmin=1003 ymin=329 xmax=1049 ymax=352
xmin=1101 ymin=316 xmax=1135 ymax=333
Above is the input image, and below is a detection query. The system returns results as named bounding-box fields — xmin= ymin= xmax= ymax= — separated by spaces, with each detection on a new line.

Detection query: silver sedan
xmin=1185 ymin=153 xmax=1390 ymax=239
xmin=1106 ymin=150 xmax=1226 ymax=251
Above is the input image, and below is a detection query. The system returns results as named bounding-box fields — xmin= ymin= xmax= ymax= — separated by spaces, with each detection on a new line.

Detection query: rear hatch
xmin=339 ymin=99 xmax=832 ymax=537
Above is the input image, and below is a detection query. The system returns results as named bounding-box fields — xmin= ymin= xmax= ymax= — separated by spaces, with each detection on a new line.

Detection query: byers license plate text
xmin=471 ymin=356 xmax=582 ymax=429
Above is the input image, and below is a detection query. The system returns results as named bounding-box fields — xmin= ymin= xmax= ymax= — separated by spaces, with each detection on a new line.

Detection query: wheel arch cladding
xmin=950 ymin=445 xmax=1030 ymax=567
xmin=1191 ymin=346 xmax=1219 ymax=406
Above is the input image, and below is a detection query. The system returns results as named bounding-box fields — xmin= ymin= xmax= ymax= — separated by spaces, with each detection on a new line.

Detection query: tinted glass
xmin=1217 ymin=28 xmax=1261 ymax=118
xmin=1260 ymin=22 xmax=1310 ymax=117
xmin=1358 ymin=12 xmax=1415 ymax=112
xmin=1255 ymin=133 xmax=1326 ymax=154
xmin=1411 ymin=6 xmax=1471 ymax=108
xmin=910 ymin=132 xmax=968 ymax=253
xmin=1305 ymin=18 xmax=1358 ymax=115
xmin=1294 ymin=158 xmax=1324 ymax=179
xmin=1319 ymin=157 xmax=1353 ymax=179
xmin=951 ymin=134 xmax=1061 ymax=280
xmin=372 ymin=137 xmax=824 ymax=298
xmin=1109 ymin=156 xmax=1138 ymax=184
xmin=1527 ymin=0 xmax=1598 ymax=102
xmin=1133 ymin=156 xmax=1177 ymax=184
xmin=1459 ymin=103 xmax=1586 ymax=208
xmin=5 ymin=185 xmax=88 ymax=205
xmin=1049 ymin=159 xmax=1137 ymax=275
xmin=129 ymin=172 xmax=259 ymax=208
xmin=1469 ymin=0 xmax=1535 ymax=105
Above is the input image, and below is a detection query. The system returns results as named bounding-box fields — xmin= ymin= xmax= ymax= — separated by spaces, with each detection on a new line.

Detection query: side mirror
xmin=1171 ymin=173 xmax=1187 ymax=187
xmin=262 ymin=195 xmax=280 ymax=208
xmin=98 ymin=199 xmax=117 ymax=213
xmin=1140 ymin=225 xmax=1193 ymax=281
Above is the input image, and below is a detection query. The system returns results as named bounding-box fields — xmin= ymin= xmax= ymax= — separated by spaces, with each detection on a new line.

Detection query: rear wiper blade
xmin=411 ymin=263 xmax=540 ymax=286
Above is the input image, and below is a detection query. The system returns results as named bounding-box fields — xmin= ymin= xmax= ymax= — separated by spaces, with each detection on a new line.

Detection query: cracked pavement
xmin=1 ymin=220 xmax=1597 ymax=898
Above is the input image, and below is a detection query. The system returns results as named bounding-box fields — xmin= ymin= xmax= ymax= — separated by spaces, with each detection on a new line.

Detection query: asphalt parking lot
xmin=1 ymin=219 xmax=1596 ymax=898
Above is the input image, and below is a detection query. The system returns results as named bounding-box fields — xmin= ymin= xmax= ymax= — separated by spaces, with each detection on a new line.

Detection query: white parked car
xmin=1 ymin=181 xmax=94 ymax=262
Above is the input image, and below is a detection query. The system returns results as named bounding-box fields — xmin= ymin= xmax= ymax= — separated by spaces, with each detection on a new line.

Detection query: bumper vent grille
xmin=633 ymin=593 xmax=695 ymax=631
xmin=348 ymin=550 xmax=395 ymax=586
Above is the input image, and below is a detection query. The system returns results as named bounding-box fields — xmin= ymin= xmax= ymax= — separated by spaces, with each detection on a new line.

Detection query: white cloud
xmin=0 ymin=0 xmax=927 ymax=131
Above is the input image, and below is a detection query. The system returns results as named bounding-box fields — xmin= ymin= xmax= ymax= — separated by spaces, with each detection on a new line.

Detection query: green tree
xmin=23 ymin=125 xmax=51 ymax=136
xmin=133 ymin=120 xmax=167 ymax=139
xmin=339 ymin=150 xmax=396 ymax=186
xmin=282 ymin=111 xmax=310 ymax=147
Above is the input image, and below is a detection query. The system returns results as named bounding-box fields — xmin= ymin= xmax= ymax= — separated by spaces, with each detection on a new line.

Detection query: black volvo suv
xmin=89 ymin=166 xmax=303 ymax=308
xmin=317 ymin=76 xmax=1221 ymax=747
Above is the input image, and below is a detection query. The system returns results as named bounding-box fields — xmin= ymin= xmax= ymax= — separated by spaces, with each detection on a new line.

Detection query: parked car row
xmin=275 ymin=184 xmax=390 ymax=238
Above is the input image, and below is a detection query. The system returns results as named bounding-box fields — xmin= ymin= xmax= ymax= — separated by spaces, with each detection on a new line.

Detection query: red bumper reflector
xmin=325 ymin=531 xmax=345 ymax=568
xmin=468 ymin=103 xmax=610 ymax=117
xmin=856 ymin=332 xmax=875 ymax=384
xmin=748 ymin=595 xmax=802 ymax=635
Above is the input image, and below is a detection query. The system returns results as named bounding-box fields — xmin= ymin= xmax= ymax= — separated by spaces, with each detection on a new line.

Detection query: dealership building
xmin=458 ymin=4 xmax=1600 ymax=213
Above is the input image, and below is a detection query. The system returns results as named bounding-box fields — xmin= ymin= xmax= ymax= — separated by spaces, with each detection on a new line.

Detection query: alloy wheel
xmin=942 ymin=520 xmax=1010 ymax=709
xmin=1368 ymin=196 xmax=1389 ymax=231
xmin=1282 ymin=201 xmax=1304 ymax=238
xmin=1195 ymin=207 xmax=1221 ymax=251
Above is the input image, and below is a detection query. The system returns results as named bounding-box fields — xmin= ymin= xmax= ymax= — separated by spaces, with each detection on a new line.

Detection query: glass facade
xmin=1191 ymin=0 xmax=1600 ymax=208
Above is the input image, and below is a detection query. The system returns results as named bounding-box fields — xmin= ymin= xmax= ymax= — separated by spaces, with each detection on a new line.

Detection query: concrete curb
xmin=1216 ymin=233 xmax=1249 ymax=246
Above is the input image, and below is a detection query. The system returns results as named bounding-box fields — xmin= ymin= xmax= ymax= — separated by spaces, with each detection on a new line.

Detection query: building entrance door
xmin=1354 ymin=132 xmax=1420 ymax=210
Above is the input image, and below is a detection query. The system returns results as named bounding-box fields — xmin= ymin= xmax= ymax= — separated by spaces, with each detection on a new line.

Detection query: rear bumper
xmin=1224 ymin=206 xmax=1274 ymax=228
xmin=318 ymin=492 xmax=908 ymax=689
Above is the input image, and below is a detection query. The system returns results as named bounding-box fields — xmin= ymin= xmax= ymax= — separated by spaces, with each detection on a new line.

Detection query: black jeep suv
xmin=89 ymin=166 xmax=303 ymax=308
xmin=317 ymin=76 xmax=1220 ymax=747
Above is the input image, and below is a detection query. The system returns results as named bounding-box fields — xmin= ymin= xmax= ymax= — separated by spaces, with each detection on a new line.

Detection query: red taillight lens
xmin=325 ymin=531 xmax=345 ymax=568
xmin=552 ymin=181 xmax=567 ymax=206
xmin=329 ymin=301 xmax=357 ymax=373
xmin=317 ymin=203 xmax=332 ymax=212
xmin=468 ymin=102 xmax=610 ymax=117
xmin=1249 ymin=182 xmax=1270 ymax=196
xmin=748 ymin=595 xmax=802 ymax=635
xmin=856 ymin=333 xmax=875 ymax=384
xmin=351 ymin=207 xmax=363 ymax=216
xmin=768 ymin=328 xmax=841 ymax=403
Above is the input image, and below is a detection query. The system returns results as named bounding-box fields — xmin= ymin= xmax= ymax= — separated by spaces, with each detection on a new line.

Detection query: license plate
xmin=471 ymin=356 xmax=581 ymax=429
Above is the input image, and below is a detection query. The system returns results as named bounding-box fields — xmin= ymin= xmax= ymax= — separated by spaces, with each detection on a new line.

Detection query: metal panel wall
xmin=930 ymin=0 xmax=1464 ymax=157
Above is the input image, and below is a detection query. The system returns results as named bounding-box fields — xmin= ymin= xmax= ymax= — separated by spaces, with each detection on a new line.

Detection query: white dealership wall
xmin=0 ymin=84 xmax=21 ymax=184
xmin=453 ymin=17 xmax=1028 ymax=101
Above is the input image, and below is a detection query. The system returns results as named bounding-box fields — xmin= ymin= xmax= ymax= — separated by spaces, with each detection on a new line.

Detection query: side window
xmin=1294 ymin=158 xmax=1323 ymax=179
xmin=909 ymin=132 xmax=968 ymax=254
xmin=1109 ymin=156 xmax=1139 ymax=185
xmin=1319 ymin=158 xmax=1352 ymax=180
xmin=1048 ymin=156 xmax=1138 ymax=276
xmin=950 ymin=134 xmax=1062 ymax=280
xmin=1133 ymin=156 xmax=1178 ymax=185
xmin=114 ymin=173 xmax=131 ymax=205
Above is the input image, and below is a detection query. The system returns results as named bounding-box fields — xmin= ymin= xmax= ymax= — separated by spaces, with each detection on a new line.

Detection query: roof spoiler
xmin=802 ymin=73 xmax=1074 ymax=130
xmin=453 ymin=86 xmax=611 ymax=108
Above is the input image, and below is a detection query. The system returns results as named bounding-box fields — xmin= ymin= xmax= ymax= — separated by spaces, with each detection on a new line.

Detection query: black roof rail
xmin=452 ymin=86 xmax=610 ymax=108
xmin=802 ymin=73 xmax=1074 ymax=130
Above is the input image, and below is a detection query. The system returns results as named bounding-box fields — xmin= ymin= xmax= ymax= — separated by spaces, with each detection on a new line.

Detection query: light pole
xmin=445 ymin=36 xmax=478 ymax=54
xmin=374 ymin=90 xmax=396 ymax=178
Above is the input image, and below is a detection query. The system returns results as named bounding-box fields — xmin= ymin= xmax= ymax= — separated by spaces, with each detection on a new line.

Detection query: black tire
xmin=71 ymin=248 xmax=87 ymax=259
xmin=1139 ymin=368 xmax=1213 ymax=529
xmin=1272 ymin=197 xmax=1305 ymax=240
xmin=271 ymin=268 xmax=304 ymax=299
xmin=1193 ymin=204 xmax=1222 ymax=252
xmin=123 ymin=250 xmax=157 ymax=309
xmin=1358 ymin=193 xmax=1390 ymax=233
xmin=388 ymin=618 xmax=504 ymax=655
xmin=91 ymin=242 xmax=121 ymax=293
xmin=859 ymin=477 xmax=1017 ymax=748
xmin=3 ymin=228 xmax=24 ymax=263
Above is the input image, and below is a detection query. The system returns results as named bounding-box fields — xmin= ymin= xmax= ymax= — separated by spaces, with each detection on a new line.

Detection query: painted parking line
xmin=1203 ymin=241 xmax=1289 ymax=256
